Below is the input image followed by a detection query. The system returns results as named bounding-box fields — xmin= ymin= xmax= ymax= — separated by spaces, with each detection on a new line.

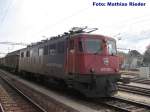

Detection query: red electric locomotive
xmin=1 ymin=27 xmax=122 ymax=97
xmin=18 ymin=27 xmax=121 ymax=97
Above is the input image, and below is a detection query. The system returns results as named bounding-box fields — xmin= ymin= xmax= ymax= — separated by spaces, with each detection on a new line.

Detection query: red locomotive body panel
xmin=66 ymin=34 xmax=119 ymax=75
xmin=77 ymin=54 xmax=119 ymax=75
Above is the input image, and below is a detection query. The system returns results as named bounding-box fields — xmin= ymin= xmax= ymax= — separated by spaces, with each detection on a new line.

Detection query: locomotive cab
xmin=67 ymin=34 xmax=120 ymax=75
xmin=66 ymin=34 xmax=121 ymax=97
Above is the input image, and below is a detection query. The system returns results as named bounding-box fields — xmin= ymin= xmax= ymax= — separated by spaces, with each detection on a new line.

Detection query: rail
xmin=119 ymin=84 xmax=150 ymax=97
xmin=0 ymin=72 xmax=46 ymax=112
xmin=99 ymin=96 xmax=150 ymax=112
xmin=0 ymin=103 xmax=5 ymax=112
xmin=0 ymin=70 xmax=79 ymax=112
xmin=131 ymin=78 xmax=150 ymax=85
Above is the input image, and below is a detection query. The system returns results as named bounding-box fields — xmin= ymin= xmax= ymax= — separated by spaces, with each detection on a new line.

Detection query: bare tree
xmin=143 ymin=44 xmax=150 ymax=65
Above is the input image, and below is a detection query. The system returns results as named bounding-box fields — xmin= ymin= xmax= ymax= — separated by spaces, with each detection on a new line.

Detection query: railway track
xmin=0 ymin=69 xmax=150 ymax=112
xmin=131 ymin=78 xmax=150 ymax=85
xmin=118 ymin=84 xmax=150 ymax=97
xmin=99 ymin=96 xmax=150 ymax=112
xmin=0 ymin=75 xmax=45 ymax=112
xmin=0 ymin=70 xmax=79 ymax=112
xmin=0 ymin=103 xmax=4 ymax=112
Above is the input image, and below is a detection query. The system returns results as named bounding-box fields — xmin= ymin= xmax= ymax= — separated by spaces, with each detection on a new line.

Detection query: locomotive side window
xmin=49 ymin=44 xmax=56 ymax=55
xmin=38 ymin=48 xmax=43 ymax=56
xmin=69 ymin=40 xmax=75 ymax=53
xmin=30 ymin=50 xmax=33 ymax=57
xmin=79 ymin=41 xmax=83 ymax=52
xmin=57 ymin=42 xmax=64 ymax=53
xmin=26 ymin=50 xmax=30 ymax=57
xmin=107 ymin=40 xmax=117 ymax=55
xmin=84 ymin=39 xmax=102 ymax=54
xmin=44 ymin=45 xmax=48 ymax=55
xmin=21 ymin=52 xmax=24 ymax=58
xmin=69 ymin=40 xmax=74 ymax=50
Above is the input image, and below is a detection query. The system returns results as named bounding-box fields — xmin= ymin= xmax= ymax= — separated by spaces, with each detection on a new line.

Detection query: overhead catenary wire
xmin=0 ymin=41 xmax=28 ymax=46
xmin=29 ymin=6 xmax=91 ymax=38
xmin=0 ymin=52 xmax=7 ymax=54
xmin=0 ymin=0 xmax=16 ymax=25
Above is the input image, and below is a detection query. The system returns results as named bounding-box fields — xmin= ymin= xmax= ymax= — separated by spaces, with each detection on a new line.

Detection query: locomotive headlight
xmin=115 ymin=68 xmax=119 ymax=72
xmin=90 ymin=68 xmax=95 ymax=73
xmin=103 ymin=58 xmax=109 ymax=65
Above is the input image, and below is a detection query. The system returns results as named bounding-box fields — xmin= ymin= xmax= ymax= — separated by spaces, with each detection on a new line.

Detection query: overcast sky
xmin=0 ymin=0 xmax=150 ymax=57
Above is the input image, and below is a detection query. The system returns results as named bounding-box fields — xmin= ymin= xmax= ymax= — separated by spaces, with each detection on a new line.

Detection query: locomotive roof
xmin=7 ymin=33 xmax=115 ymax=55
xmin=18 ymin=33 xmax=116 ymax=52
xmin=27 ymin=33 xmax=115 ymax=47
xmin=74 ymin=33 xmax=116 ymax=40
xmin=6 ymin=49 xmax=20 ymax=56
xmin=5 ymin=26 xmax=116 ymax=55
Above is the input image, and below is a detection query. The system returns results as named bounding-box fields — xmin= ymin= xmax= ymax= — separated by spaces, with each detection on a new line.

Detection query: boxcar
xmin=4 ymin=50 xmax=20 ymax=72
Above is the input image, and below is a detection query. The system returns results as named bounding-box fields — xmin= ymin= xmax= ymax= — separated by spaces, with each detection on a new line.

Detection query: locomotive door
xmin=68 ymin=39 xmax=76 ymax=74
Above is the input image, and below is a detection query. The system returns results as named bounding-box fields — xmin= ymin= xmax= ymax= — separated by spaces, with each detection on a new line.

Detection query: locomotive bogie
xmin=67 ymin=74 xmax=120 ymax=97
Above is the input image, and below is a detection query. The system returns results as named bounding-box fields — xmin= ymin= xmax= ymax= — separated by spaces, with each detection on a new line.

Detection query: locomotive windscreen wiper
xmin=94 ymin=49 xmax=102 ymax=55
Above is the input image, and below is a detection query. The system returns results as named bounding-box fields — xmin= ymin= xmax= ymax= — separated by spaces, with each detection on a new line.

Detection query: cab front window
xmin=107 ymin=40 xmax=117 ymax=55
xmin=79 ymin=38 xmax=103 ymax=54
